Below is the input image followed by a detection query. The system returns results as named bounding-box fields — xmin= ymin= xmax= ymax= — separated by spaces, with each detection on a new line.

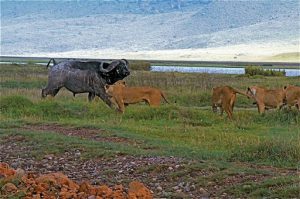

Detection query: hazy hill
xmin=1 ymin=0 xmax=299 ymax=57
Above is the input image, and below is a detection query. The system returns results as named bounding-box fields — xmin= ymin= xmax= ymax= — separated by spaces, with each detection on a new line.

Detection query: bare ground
xmin=0 ymin=124 xmax=298 ymax=198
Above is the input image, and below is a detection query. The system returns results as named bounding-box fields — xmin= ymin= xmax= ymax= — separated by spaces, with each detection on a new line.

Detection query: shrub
xmin=245 ymin=66 xmax=285 ymax=76
xmin=129 ymin=61 xmax=151 ymax=71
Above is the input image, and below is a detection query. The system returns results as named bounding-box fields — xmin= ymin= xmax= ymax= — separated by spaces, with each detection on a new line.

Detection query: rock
xmin=0 ymin=163 xmax=153 ymax=199
xmin=79 ymin=181 xmax=93 ymax=194
xmin=184 ymin=186 xmax=190 ymax=192
xmin=190 ymin=184 xmax=196 ymax=191
xmin=128 ymin=181 xmax=153 ymax=199
xmin=112 ymin=185 xmax=126 ymax=198
xmin=97 ymin=185 xmax=113 ymax=198
xmin=15 ymin=168 xmax=26 ymax=178
xmin=44 ymin=154 xmax=54 ymax=160
xmin=1 ymin=182 xmax=18 ymax=193
xmin=199 ymin=187 xmax=208 ymax=194
xmin=243 ymin=184 xmax=251 ymax=189
xmin=0 ymin=162 xmax=16 ymax=177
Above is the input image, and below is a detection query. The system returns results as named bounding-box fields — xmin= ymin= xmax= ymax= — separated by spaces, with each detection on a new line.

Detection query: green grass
xmin=1 ymin=96 xmax=299 ymax=166
xmin=1 ymin=64 xmax=299 ymax=198
xmin=225 ymin=176 xmax=300 ymax=198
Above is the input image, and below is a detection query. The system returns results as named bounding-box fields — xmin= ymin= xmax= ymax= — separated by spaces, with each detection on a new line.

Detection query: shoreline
xmin=2 ymin=43 xmax=300 ymax=63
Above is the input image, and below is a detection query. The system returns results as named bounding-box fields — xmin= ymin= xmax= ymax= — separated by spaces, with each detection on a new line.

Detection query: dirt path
xmin=23 ymin=124 xmax=141 ymax=145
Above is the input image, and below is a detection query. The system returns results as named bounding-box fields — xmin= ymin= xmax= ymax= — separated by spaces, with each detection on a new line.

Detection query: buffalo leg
xmin=96 ymin=90 xmax=113 ymax=108
xmin=88 ymin=92 xmax=95 ymax=101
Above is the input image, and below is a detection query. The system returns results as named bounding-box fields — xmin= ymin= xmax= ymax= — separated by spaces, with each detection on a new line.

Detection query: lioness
xmin=212 ymin=86 xmax=250 ymax=119
xmin=246 ymin=86 xmax=286 ymax=113
xmin=284 ymin=85 xmax=300 ymax=110
xmin=105 ymin=81 xmax=168 ymax=113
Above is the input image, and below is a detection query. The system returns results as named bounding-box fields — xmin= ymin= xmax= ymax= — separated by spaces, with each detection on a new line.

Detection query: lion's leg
xmin=220 ymin=106 xmax=224 ymax=115
xmin=296 ymin=99 xmax=300 ymax=111
xmin=224 ymin=107 xmax=233 ymax=120
xmin=144 ymin=98 xmax=152 ymax=106
xmin=114 ymin=97 xmax=125 ymax=113
xmin=278 ymin=103 xmax=285 ymax=110
xmin=108 ymin=97 xmax=118 ymax=109
xmin=258 ymin=103 xmax=265 ymax=114
xmin=118 ymin=101 xmax=125 ymax=113
xmin=212 ymin=104 xmax=218 ymax=113
xmin=230 ymin=95 xmax=236 ymax=112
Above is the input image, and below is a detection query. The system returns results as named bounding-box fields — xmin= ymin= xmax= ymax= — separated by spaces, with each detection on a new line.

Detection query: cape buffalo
xmin=42 ymin=59 xmax=130 ymax=107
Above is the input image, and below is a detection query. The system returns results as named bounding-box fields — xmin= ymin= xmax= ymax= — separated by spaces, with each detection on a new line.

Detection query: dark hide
xmin=42 ymin=59 xmax=130 ymax=106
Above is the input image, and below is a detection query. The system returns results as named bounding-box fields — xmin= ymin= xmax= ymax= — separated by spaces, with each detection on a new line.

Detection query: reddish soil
xmin=0 ymin=162 xmax=152 ymax=199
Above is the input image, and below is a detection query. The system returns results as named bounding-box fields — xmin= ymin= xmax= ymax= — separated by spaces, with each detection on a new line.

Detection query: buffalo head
xmin=99 ymin=59 xmax=130 ymax=84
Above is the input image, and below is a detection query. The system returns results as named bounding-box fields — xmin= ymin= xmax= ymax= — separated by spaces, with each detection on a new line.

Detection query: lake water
xmin=1 ymin=62 xmax=299 ymax=76
xmin=151 ymin=66 xmax=300 ymax=77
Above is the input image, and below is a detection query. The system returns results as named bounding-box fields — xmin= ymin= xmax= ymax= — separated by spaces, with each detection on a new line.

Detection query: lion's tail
xmin=161 ymin=91 xmax=169 ymax=104
xmin=233 ymin=89 xmax=253 ymax=99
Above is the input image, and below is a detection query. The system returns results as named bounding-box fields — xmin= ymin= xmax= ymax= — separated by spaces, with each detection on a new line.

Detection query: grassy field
xmin=270 ymin=52 xmax=300 ymax=62
xmin=0 ymin=63 xmax=299 ymax=198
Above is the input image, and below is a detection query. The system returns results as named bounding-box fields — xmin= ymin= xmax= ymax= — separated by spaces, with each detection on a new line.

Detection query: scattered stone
xmin=243 ymin=184 xmax=252 ymax=189
xmin=157 ymin=186 xmax=163 ymax=191
xmin=199 ymin=187 xmax=208 ymax=195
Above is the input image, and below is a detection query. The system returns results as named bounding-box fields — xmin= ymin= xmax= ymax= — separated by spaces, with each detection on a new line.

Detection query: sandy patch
xmin=13 ymin=41 xmax=300 ymax=62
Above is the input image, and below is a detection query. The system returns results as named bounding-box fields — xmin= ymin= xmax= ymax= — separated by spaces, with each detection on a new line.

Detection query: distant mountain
xmin=1 ymin=0 xmax=299 ymax=55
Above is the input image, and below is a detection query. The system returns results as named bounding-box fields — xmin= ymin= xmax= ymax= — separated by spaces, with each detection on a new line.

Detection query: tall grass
xmin=1 ymin=95 xmax=299 ymax=166
xmin=129 ymin=60 xmax=151 ymax=71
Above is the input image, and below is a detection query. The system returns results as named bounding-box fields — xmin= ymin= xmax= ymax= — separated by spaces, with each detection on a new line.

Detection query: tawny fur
xmin=212 ymin=86 xmax=250 ymax=119
xmin=284 ymin=85 xmax=300 ymax=110
xmin=246 ymin=86 xmax=286 ymax=114
xmin=105 ymin=81 xmax=168 ymax=113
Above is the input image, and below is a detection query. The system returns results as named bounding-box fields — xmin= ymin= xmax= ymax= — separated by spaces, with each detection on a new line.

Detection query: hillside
xmin=1 ymin=0 xmax=299 ymax=61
